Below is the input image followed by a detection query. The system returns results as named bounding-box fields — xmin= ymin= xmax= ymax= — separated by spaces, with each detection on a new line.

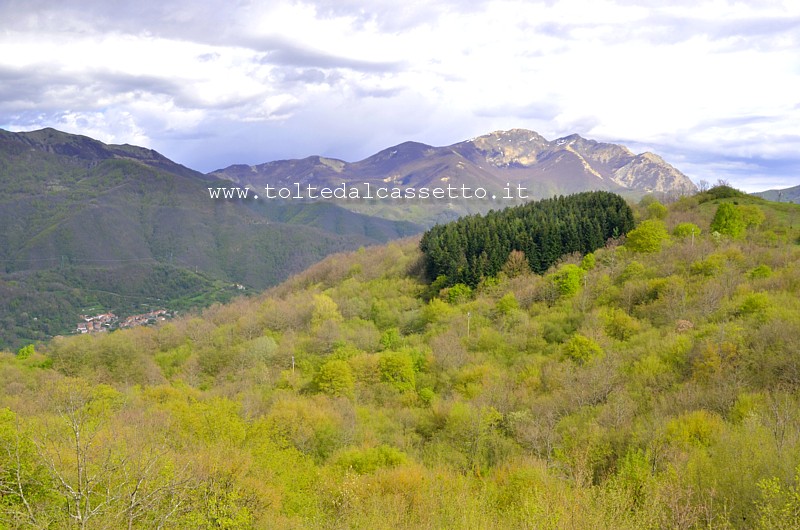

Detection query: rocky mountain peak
xmin=466 ymin=129 xmax=551 ymax=167
xmin=208 ymin=127 xmax=697 ymax=199
xmin=611 ymin=152 xmax=696 ymax=194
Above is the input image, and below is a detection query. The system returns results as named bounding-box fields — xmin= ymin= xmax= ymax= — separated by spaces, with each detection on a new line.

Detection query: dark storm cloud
xmin=0 ymin=65 xmax=101 ymax=112
xmin=0 ymin=66 xmax=55 ymax=108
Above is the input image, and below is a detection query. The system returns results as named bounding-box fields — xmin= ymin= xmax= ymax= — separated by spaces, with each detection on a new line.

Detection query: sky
xmin=1 ymin=0 xmax=798 ymax=192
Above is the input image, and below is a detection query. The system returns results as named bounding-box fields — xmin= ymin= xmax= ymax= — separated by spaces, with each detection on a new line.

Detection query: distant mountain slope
xmin=209 ymin=129 xmax=697 ymax=224
xmin=753 ymin=183 xmax=800 ymax=203
xmin=0 ymin=128 xmax=420 ymax=348
xmin=0 ymin=127 xmax=201 ymax=187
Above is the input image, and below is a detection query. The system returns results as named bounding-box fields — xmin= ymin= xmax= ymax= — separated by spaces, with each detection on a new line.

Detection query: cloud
xmin=0 ymin=0 xmax=797 ymax=191
xmin=257 ymin=42 xmax=403 ymax=73
xmin=307 ymin=0 xmax=491 ymax=31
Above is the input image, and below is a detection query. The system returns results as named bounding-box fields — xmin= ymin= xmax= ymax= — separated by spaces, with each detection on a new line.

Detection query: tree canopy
xmin=420 ymin=191 xmax=635 ymax=287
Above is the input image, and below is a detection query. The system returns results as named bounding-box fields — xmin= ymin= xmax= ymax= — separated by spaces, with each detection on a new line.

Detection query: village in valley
xmin=76 ymin=309 xmax=172 ymax=334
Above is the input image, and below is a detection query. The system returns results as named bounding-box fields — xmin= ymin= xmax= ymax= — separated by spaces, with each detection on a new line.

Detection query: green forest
xmin=420 ymin=191 xmax=636 ymax=287
xmin=2 ymin=187 xmax=800 ymax=529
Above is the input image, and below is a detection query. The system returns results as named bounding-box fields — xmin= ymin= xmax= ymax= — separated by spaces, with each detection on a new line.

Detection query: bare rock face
xmin=467 ymin=129 xmax=551 ymax=167
xmin=611 ymin=152 xmax=697 ymax=194
xmin=210 ymin=128 xmax=698 ymax=199
xmin=459 ymin=130 xmax=695 ymax=194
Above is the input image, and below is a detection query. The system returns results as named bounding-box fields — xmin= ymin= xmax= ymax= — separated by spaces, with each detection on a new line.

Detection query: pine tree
xmin=420 ymin=191 xmax=635 ymax=287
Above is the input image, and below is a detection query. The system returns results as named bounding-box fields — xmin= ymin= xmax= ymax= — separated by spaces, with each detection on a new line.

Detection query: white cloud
xmin=0 ymin=0 xmax=797 ymax=190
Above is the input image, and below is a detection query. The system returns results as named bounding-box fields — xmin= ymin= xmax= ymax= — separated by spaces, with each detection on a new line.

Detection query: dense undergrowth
xmin=2 ymin=188 xmax=800 ymax=529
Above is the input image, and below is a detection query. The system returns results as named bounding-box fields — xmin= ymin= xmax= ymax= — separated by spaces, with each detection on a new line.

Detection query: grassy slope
xmin=1 ymin=193 xmax=800 ymax=528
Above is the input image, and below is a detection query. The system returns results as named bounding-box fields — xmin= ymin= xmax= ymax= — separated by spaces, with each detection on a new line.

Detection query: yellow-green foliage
xmin=665 ymin=410 xmax=723 ymax=449
xmin=711 ymin=202 xmax=746 ymax=237
xmin=749 ymin=264 xmax=773 ymax=279
xmin=1 ymin=195 xmax=799 ymax=529
xmin=672 ymin=222 xmax=701 ymax=238
xmin=625 ymin=219 xmax=670 ymax=253
xmin=315 ymin=359 xmax=355 ymax=398
xmin=604 ymin=308 xmax=641 ymax=341
xmin=495 ymin=292 xmax=519 ymax=316
xmin=563 ymin=334 xmax=603 ymax=364
xmin=756 ymin=465 xmax=800 ymax=530
xmin=548 ymin=263 xmax=585 ymax=296
xmin=378 ymin=351 xmax=416 ymax=392
xmin=740 ymin=204 xmax=767 ymax=228
xmin=646 ymin=200 xmax=668 ymax=220
xmin=332 ymin=445 xmax=408 ymax=474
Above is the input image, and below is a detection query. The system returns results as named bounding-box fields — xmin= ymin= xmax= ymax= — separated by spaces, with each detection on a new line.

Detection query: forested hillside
xmin=420 ymin=191 xmax=635 ymax=287
xmin=0 ymin=128 xmax=420 ymax=349
xmin=2 ymin=188 xmax=800 ymax=529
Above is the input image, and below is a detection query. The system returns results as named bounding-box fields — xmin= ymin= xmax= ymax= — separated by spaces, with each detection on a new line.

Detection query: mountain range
xmin=753 ymin=183 xmax=800 ymax=203
xmin=0 ymin=126 xmax=696 ymax=347
xmin=210 ymin=129 xmax=697 ymax=224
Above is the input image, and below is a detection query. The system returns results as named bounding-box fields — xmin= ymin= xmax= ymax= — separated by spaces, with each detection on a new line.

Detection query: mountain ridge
xmin=0 ymin=127 xmax=421 ymax=348
xmin=753 ymin=183 xmax=800 ymax=203
xmin=210 ymin=129 xmax=698 ymax=198
xmin=0 ymin=127 xmax=202 ymax=179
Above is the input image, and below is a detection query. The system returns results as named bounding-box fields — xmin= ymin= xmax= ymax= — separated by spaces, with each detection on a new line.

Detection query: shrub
xmin=665 ymin=410 xmax=723 ymax=449
xmin=748 ymin=265 xmax=773 ymax=279
xmin=625 ymin=220 xmax=670 ymax=253
xmin=495 ymin=293 xmax=519 ymax=316
xmin=740 ymin=205 xmax=766 ymax=228
xmin=333 ymin=445 xmax=408 ymax=474
xmin=690 ymin=254 xmax=725 ymax=276
xmin=673 ymin=222 xmax=701 ymax=239
xmin=379 ymin=328 xmax=402 ymax=350
xmin=378 ymin=351 xmax=416 ymax=392
xmin=417 ymin=387 xmax=435 ymax=406
xmin=711 ymin=203 xmax=745 ymax=238
xmin=738 ymin=292 xmax=771 ymax=319
xmin=604 ymin=308 xmax=641 ymax=341
xmin=315 ymin=359 xmax=355 ymax=398
xmin=446 ymin=283 xmax=473 ymax=304
xmin=618 ymin=261 xmax=647 ymax=283
xmin=16 ymin=344 xmax=34 ymax=360
xmin=563 ymin=334 xmax=603 ymax=364
xmin=548 ymin=264 xmax=585 ymax=296
xmin=647 ymin=201 xmax=668 ymax=220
